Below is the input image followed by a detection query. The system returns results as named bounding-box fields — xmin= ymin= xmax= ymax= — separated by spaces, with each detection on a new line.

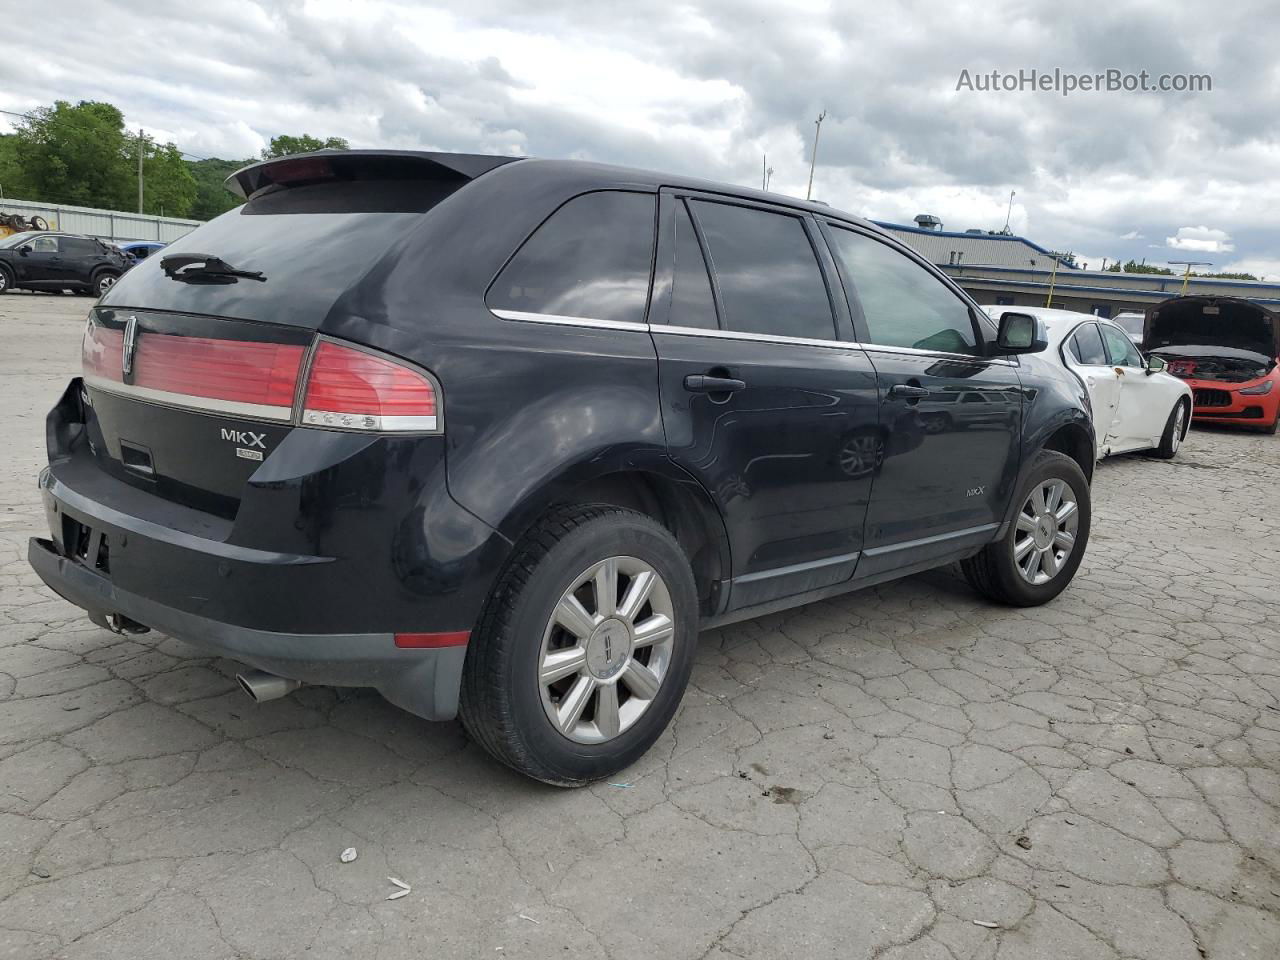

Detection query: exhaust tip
xmin=235 ymin=669 xmax=302 ymax=703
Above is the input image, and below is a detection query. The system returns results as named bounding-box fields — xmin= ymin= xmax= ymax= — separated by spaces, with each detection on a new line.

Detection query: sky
xmin=3 ymin=0 xmax=1278 ymax=278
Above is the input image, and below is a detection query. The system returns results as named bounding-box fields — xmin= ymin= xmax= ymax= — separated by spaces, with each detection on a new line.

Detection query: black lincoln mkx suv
xmin=29 ymin=150 xmax=1095 ymax=785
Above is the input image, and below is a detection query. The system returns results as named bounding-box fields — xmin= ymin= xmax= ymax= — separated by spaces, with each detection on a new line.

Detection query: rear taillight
xmin=300 ymin=341 xmax=439 ymax=433
xmin=82 ymin=319 xmax=439 ymax=434
xmin=83 ymin=322 xmax=305 ymax=421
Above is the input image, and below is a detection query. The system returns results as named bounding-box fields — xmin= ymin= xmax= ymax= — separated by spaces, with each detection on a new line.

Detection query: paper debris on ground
xmin=339 ymin=847 xmax=357 ymax=863
xmin=386 ymin=877 xmax=411 ymax=900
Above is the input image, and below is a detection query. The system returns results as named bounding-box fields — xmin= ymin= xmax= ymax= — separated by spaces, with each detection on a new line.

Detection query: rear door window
xmin=827 ymin=226 xmax=979 ymax=355
xmin=488 ymin=191 xmax=656 ymax=325
xmin=689 ymin=200 xmax=836 ymax=340
xmin=669 ymin=200 xmax=718 ymax=330
xmin=62 ymin=238 xmax=101 ymax=258
xmin=1100 ymin=324 xmax=1144 ymax=367
xmin=1068 ymin=323 xmax=1108 ymax=365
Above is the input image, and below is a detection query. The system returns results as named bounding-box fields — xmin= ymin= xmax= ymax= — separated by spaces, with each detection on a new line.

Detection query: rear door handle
xmin=684 ymin=375 xmax=746 ymax=393
xmin=888 ymin=384 xmax=930 ymax=399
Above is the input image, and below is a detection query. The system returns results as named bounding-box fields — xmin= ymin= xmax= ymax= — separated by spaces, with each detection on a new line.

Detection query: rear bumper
xmin=29 ymin=535 xmax=466 ymax=720
xmin=26 ymin=378 xmax=517 ymax=721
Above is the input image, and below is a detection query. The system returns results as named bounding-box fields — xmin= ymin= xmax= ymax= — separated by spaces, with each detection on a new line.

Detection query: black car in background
xmin=0 ymin=231 xmax=129 ymax=297
xmin=27 ymin=150 xmax=1096 ymax=785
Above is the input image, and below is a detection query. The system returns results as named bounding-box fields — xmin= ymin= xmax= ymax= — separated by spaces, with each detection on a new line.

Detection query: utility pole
xmin=1003 ymin=190 xmax=1016 ymax=233
xmin=1169 ymin=260 xmax=1211 ymax=296
xmin=805 ymin=110 xmax=826 ymax=201
xmin=1045 ymin=256 xmax=1061 ymax=308
xmin=762 ymin=153 xmax=767 ymax=191
xmin=137 ymin=128 xmax=145 ymax=214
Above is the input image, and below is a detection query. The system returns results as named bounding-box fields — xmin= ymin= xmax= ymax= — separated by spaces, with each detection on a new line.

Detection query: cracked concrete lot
xmin=2 ymin=291 xmax=1279 ymax=960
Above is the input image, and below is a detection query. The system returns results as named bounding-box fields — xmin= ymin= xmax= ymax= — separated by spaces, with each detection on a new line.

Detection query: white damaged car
xmin=984 ymin=306 xmax=1193 ymax=459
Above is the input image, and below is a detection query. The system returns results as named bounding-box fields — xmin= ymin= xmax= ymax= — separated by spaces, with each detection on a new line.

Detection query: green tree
xmin=0 ymin=133 xmax=19 ymax=197
xmin=261 ymin=134 xmax=349 ymax=159
xmin=1116 ymin=259 xmax=1173 ymax=275
xmin=187 ymin=157 xmax=248 ymax=221
xmin=10 ymin=100 xmax=133 ymax=208
xmin=141 ymin=139 xmax=197 ymax=218
xmin=1194 ymin=270 xmax=1258 ymax=281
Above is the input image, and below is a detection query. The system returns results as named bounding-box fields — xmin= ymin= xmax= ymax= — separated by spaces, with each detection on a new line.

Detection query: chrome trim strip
xmin=862 ymin=522 xmax=1000 ymax=557
xmin=659 ymin=324 xmax=856 ymax=350
xmin=860 ymin=343 xmax=1019 ymax=366
xmin=84 ymin=375 xmax=294 ymax=421
xmin=491 ymin=309 xmax=650 ymax=332
xmin=732 ymin=550 xmax=861 ymax=584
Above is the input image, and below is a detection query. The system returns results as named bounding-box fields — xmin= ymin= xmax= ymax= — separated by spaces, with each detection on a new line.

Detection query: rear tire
xmin=962 ymin=450 xmax=1091 ymax=607
xmin=1151 ymin=399 xmax=1188 ymax=459
xmin=459 ymin=504 xmax=698 ymax=786
xmin=86 ymin=270 xmax=119 ymax=297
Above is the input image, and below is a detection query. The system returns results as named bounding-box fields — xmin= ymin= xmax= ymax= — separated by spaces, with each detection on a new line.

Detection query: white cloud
xmin=0 ymin=0 xmax=1277 ymax=273
xmin=1165 ymin=226 xmax=1235 ymax=254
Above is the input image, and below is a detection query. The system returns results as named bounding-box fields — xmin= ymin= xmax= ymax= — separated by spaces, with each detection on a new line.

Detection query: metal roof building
xmin=873 ymin=220 xmax=1078 ymax=271
xmin=876 ymin=219 xmax=1280 ymax=317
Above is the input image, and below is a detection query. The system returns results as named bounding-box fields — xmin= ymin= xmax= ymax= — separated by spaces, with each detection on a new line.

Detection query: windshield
xmin=0 ymin=231 xmax=44 ymax=250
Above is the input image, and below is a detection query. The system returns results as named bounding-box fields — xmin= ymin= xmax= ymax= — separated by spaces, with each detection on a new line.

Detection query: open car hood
xmin=1145 ymin=296 xmax=1280 ymax=360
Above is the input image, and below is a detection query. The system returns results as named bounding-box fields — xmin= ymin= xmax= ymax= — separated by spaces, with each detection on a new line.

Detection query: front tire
xmin=1151 ymin=399 xmax=1188 ymax=459
xmin=460 ymin=504 xmax=698 ymax=786
xmin=0 ymin=265 xmax=13 ymax=294
xmin=962 ymin=450 xmax=1091 ymax=607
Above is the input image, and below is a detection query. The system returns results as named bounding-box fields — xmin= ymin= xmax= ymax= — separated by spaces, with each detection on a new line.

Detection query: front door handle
xmin=888 ymin=384 xmax=930 ymax=399
xmin=684 ymin=374 xmax=746 ymax=394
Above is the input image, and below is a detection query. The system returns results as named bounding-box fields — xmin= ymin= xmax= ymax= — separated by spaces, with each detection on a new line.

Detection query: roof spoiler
xmin=225 ymin=149 xmax=522 ymax=199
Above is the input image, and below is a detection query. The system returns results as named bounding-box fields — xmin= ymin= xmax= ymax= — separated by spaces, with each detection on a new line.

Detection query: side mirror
xmin=18 ymin=244 xmax=32 ymax=255
xmin=995 ymin=312 xmax=1048 ymax=354
xmin=1145 ymin=355 xmax=1167 ymax=376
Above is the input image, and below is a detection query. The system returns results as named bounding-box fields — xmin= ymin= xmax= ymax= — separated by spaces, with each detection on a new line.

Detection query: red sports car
xmin=1146 ymin=296 xmax=1280 ymax=434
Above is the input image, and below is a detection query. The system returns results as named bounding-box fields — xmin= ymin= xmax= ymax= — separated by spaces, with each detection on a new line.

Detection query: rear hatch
xmin=80 ymin=150 xmax=517 ymax=518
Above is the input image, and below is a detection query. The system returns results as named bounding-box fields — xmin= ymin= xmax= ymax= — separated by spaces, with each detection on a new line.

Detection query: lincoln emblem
xmin=121 ymin=315 xmax=139 ymax=382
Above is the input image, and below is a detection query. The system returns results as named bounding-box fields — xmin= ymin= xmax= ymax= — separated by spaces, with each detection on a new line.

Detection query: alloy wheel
xmin=1012 ymin=478 xmax=1080 ymax=585
xmin=97 ymin=275 xmax=116 ymax=296
xmin=537 ymin=556 xmax=676 ymax=744
xmin=1172 ymin=405 xmax=1185 ymax=452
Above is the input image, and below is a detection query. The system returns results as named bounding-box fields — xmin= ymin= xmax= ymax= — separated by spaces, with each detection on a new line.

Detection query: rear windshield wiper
xmin=161 ymin=253 xmax=267 ymax=285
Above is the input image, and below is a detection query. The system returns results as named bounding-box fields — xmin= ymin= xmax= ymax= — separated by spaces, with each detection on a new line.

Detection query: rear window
xmin=100 ymin=179 xmax=464 ymax=327
xmin=488 ymin=191 xmax=656 ymax=325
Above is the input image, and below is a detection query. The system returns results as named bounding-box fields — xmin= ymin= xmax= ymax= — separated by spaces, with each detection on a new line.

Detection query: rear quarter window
xmin=487 ymin=191 xmax=657 ymax=325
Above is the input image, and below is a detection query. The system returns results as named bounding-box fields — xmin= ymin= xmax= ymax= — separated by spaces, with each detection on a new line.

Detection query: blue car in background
xmin=120 ymin=241 xmax=167 ymax=265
